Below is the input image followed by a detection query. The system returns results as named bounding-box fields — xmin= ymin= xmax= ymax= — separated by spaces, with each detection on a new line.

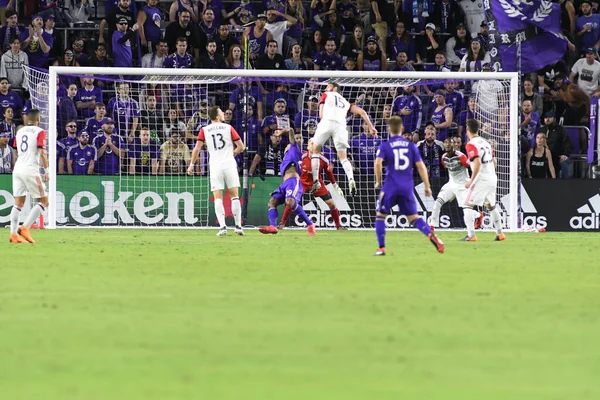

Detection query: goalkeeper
xmin=280 ymin=135 xmax=346 ymax=230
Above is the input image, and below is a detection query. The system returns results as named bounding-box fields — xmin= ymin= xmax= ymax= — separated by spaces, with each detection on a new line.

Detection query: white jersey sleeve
xmin=320 ymin=92 xmax=351 ymax=125
xmin=465 ymin=136 xmax=496 ymax=181
xmin=13 ymin=126 xmax=46 ymax=173
xmin=198 ymin=122 xmax=241 ymax=168
xmin=441 ymin=151 xmax=470 ymax=185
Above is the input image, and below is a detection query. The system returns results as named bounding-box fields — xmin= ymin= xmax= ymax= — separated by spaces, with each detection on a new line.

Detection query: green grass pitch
xmin=2 ymin=229 xmax=599 ymax=399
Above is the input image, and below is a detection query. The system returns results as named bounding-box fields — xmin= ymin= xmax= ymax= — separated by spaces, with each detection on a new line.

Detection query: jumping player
xmin=9 ymin=109 xmax=48 ymax=244
xmin=311 ymin=82 xmax=377 ymax=196
xmin=373 ymin=116 xmax=444 ymax=256
xmin=259 ymin=128 xmax=315 ymax=235
xmin=279 ymin=135 xmax=346 ymax=230
xmin=188 ymin=106 xmax=245 ymax=236
xmin=463 ymin=119 xmax=505 ymax=241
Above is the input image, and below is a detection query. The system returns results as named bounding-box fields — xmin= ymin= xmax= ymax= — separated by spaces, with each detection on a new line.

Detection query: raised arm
xmin=350 ymin=104 xmax=377 ymax=135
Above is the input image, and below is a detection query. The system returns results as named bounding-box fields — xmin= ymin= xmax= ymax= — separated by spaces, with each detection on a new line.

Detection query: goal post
xmin=41 ymin=67 xmax=519 ymax=231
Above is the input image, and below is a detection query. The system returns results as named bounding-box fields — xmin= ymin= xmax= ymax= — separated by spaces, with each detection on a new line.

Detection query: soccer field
xmin=2 ymin=229 xmax=599 ymax=399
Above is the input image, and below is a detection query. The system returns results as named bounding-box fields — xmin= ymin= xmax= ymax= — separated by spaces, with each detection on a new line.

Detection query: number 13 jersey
xmin=197 ymin=122 xmax=241 ymax=170
xmin=465 ymin=136 xmax=496 ymax=182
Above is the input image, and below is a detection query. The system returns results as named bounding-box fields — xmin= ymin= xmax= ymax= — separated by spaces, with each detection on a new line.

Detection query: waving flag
xmin=483 ymin=0 xmax=567 ymax=73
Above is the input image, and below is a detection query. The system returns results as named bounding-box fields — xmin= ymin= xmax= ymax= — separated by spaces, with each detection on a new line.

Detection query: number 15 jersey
xmin=198 ymin=122 xmax=241 ymax=170
xmin=465 ymin=136 xmax=496 ymax=182
xmin=13 ymin=126 xmax=46 ymax=174
xmin=376 ymin=135 xmax=422 ymax=193
xmin=320 ymin=91 xmax=352 ymax=125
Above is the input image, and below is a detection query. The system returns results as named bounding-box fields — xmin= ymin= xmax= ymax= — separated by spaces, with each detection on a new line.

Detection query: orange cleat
xmin=259 ymin=225 xmax=278 ymax=235
xmin=374 ymin=248 xmax=386 ymax=256
xmin=494 ymin=233 xmax=506 ymax=241
xmin=428 ymin=233 xmax=445 ymax=253
xmin=307 ymin=224 xmax=316 ymax=236
xmin=18 ymin=227 xmax=35 ymax=244
xmin=474 ymin=212 xmax=484 ymax=229
xmin=429 ymin=225 xmax=435 ymax=233
xmin=460 ymin=235 xmax=477 ymax=242
xmin=9 ymin=234 xmax=27 ymax=243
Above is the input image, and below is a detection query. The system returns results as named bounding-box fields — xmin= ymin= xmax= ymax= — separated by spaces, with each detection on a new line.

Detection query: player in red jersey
xmin=279 ymin=135 xmax=346 ymax=229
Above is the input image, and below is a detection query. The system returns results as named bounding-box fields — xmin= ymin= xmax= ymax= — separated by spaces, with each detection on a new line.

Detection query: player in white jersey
xmin=311 ymin=82 xmax=377 ymax=195
xmin=463 ymin=119 xmax=505 ymax=242
xmin=188 ymin=106 xmax=245 ymax=236
xmin=9 ymin=109 xmax=48 ymax=244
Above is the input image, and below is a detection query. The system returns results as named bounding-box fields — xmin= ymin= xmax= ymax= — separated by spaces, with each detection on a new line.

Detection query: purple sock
xmin=268 ymin=207 xmax=278 ymax=227
xmin=413 ymin=217 xmax=432 ymax=237
xmin=375 ymin=217 xmax=386 ymax=248
xmin=293 ymin=204 xmax=313 ymax=226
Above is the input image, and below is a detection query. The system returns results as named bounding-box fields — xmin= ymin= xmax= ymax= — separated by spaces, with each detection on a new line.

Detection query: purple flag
xmin=484 ymin=0 xmax=567 ymax=73
xmin=589 ymin=96 xmax=598 ymax=165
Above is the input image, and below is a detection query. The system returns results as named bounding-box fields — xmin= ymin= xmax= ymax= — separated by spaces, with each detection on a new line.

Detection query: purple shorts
xmin=376 ymin=187 xmax=418 ymax=216
xmin=271 ymin=177 xmax=303 ymax=206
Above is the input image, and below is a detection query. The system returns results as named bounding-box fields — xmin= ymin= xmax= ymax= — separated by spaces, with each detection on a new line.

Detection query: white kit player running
xmin=463 ymin=119 xmax=505 ymax=242
xmin=311 ymin=82 xmax=377 ymax=195
xmin=9 ymin=109 xmax=49 ymax=244
xmin=188 ymin=106 xmax=245 ymax=236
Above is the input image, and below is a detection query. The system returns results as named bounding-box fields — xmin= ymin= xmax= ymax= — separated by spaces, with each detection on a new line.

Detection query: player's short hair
xmin=328 ymin=82 xmax=340 ymax=91
xmin=387 ymin=116 xmax=403 ymax=136
xmin=208 ymin=106 xmax=221 ymax=121
xmin=27 ymin=109 xmax=41 ymax=121
xmin=466 ymin=119 xmax=480 ymax=135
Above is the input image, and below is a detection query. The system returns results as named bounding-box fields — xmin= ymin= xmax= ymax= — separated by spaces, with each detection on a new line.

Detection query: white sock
xmin=489 ymin=206 xmax=503 ymax=234
xmin=24 ymin=203 xmax=44 ymax=229
xmin=10 ymin=206 xmax=21 ymax=234
xmin=341 ymin=159 xmax=354 ymax=181
xmin=311 ymin=155 xmax=320 ymax=182
xmin=231 ymin=197 xmax=242 ymax=227
xmin=214 ymin=198 xmax=226 ymax=228
xmin=431 ymin=198 xmax=444 ymax=227
xmin=463 ymin=207 xmax=477 ymax=237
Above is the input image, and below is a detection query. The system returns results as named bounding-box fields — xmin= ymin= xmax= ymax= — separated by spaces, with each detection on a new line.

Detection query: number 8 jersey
xmin=197 ymin=122 xmax=241 ymax=170
xmin=465 ymin=136 xmax=496 ymax=182
xmin=13 ymin=126 xmax=46 ymax=174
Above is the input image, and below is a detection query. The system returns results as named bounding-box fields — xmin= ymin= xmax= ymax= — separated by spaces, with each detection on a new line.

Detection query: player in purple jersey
xmin=259 ymin=128 xmax=315 ymax=236
xmin=373 ymin=116 xmax=444 ymax=256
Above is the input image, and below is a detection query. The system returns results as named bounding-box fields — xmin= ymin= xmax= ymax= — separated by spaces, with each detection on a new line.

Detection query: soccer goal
xmin=30 ymin=67 xmax=519 ymax=231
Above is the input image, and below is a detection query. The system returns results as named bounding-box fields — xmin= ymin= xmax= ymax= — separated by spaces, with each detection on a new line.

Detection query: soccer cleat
xmin=495 ymin=233 xmax=506 ymax=241
xmin=259 ymin=225 xmax=278 ymax=234
xmin=307 ymin=224 xmax=316 ymax=236
xmin=309 ymin=180 xmax=321 ymax=195
xmin=460 ymin=235 xmax=477 ymax=242
xmin=277 ymin=222 xmax=286 ymax=230
xmin=336 ymin=226 xmax=348 ymax=230
xmin=374 ymin=248 xmax=386 ymax=256
xmin=18 ymin=227 xmax=35 ymax=244
xmin=216 ymin=227 xmax=227 ymax=237
xmin=348 ymin=179 xmax=357 ymax=196
xmin=474 ymin=212 xmax=484 ymax=229
xmin=429 ymin=225 xmax=435 ymax=233
xmin=428 ymin=233 xmax=445 ymax=254
xmin=234 ymin=226 xmax=244 ymax=236
xmin=9 ymin=234 xmax=27 ymax=244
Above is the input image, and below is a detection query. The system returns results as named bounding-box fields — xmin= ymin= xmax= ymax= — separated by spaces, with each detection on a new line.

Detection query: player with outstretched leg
xmin=373 ymin=116 xmax=444 ymax=256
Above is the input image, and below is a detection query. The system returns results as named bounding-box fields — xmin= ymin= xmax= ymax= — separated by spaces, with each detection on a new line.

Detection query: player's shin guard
xmin=268 ymin=207 xmax=278 ymax=227
xmin=489 ymin=205 xmax=503 ymax=234
xmin=375 ymin=216 xmax=386 ymax=248
xmin=23 ymin=203 xmax=44 ymax=230
xmin=431 ymin=198 xmax=444 ymax=227
xmin=281 ymin=206 xmax=292 ymax=225
xmin=463 ymin=207 xmax=477 ymax=237
xmin=231 ymin=197 xmax=242 ymax=227
xmin=10 ymin=206 xmax=21 ymax=235
xmin=292 ymin=204 xmax=313 ymax=226
xmin=214 ymin=199 xmax=226 ymax=228
xmin=330 ymin=207 xmax=341 ymax=227
xmin=311 ymin=155 xmax=321 ymax=182
xmin=341 ymin=159 xmax=354 ymax=181
xmin=412 ymin=217 xmax=432 ymax=237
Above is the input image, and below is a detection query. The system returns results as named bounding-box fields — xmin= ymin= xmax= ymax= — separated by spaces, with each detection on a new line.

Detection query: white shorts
xmin=313 ymin=120 xmax=350 ymax=151
xmin=210 ymin=166 xmax=240 ymax=191
xmin=437 ymin=182 xmax=467 ymax=207
xmin=13 ymin=169 xmax=46 ymax=199
xmin=464 ymin=179 xmax=497 ymax=207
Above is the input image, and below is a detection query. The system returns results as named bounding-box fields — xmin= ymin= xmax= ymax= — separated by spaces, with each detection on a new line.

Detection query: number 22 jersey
xmin=465 ymin=136 xmax=496 ymax=182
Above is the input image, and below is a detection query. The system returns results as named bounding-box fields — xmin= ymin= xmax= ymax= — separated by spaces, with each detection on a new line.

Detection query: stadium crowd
xmin=0 ymin=0 xmax=596 ymax=180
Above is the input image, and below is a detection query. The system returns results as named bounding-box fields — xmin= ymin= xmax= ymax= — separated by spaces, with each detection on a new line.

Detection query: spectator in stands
xmin=431 ymin=90 xmax=453 ymax=141
xmin=369 ymin=0 xmax=388 ymax=50
xmin=521 ymin=98 xmax=541 ymax=147
xmin=294 ymin=94 xmax=319 ymax=141
xmin=285 ymin=43 xmax=308 ymax=70
xmin=417 ymin=23 xmax=440 ymax=64
xmin=66 ymin=0 xmax=95 ymax=25
xmin=67 ymin=131 xmax=96 ymax=175
xmin=373 ymin=104 xmax=392 ymax=137
xmin=38 ymin=0 xmax=70 ymax=28
xmin=228 ymin=0 xmax=255 ymax=28
xmin=459 ymin=38 xmax=489 ymax=72
xmin=89 ymin=43 xmax=113 ymax=71
xmin=432 ymin=0 xmax=465 ymax=38
xmin=169 ymin=0 xmax=199 ymax=23
xmin=302 ymin=29 xmax=323 ymax=67
xmin=539 ymin=111 xmax=573 ymax=179
xmin=444 ymin=82 xmax=463 ymax=116
xmin=233 ymin=103 xmax=261 ymax=152
xmin=76 ymin=76 xmax=103 ymax=122
xmin=164 ymin=108 xmax=188 ymax=140
xmin=255 ymin=40 xmax=287 ymax=93
xmin=526 ymin=133 xmax=556 ymax=179
xmin=107 ymin=82 xmax=140 ymax=142
xmin=265 ymin=8 xmax=298 ymax=56
xmin=0 ymin=106 xmax=16 ymax=138
xmin=44 ymin=15 xmax=63 ymax=60
xmin=321 ymin=12 xmax=345 ymax=49
xmin=388 ymin=21 xmax=415 ymax=62
xmin=129 ymin=127 xmax=159 ymax=175
xmin=105 ymin=0 xmax=136 ymax=15
xmin=164 ymin=9 xmax=202 ymax=58
xmin=262 ymin=98 xmax=292 ymax=143
xmin=0 ymin=131 xmax=14 ymax=173
xmin=249 ymin=128 xmax=284 ymax=176
xmin=0 ymin=10 xmax=23 ymax=54
xmin=337 ymin=0 xmax=358 ymax=32
xmin=313 ymin=38 xmax=343 ymax=70
xmin=159 ymin=129 xmax=191 ymax=174
xmin=570 ymin=47 xmax=600 ymax=96
xmin=215 ymin=24 xmax=238 ymax=59
xmin=199 ymin=8 xmax=217 ymax=44
xmin=445 ymin=23 xmax=469 ymax=67
xmin=392 ymin=50 xmax=415 ymax=71
xmin=423 ymin=52 xmax=450 ymax=95
xmin=393 ymin=85 xmax=422 ymax=141
xmin=53 ymin=49 xmax=80 ymax=87
xmin=164 ymin=37 xmax=194 ymax=68
xmin=174 ymin=84 xmax=205 ymax=119
xmin=85 ymin=102 xmax=107 ymax=139
xmin=476 ymin=20 xmax=489 ymax=51
xmin=344 ymin=57 xmax=357 ymax=71
xmin=142 ymin=39 xmax=168 ymax=68
xmin=417 ymin=121 xmax=444 ymax=179
xmin=71 ymin=38 xmax=89 ymax=66
xmin=0 ymin=76 xmax=21 ymax=118
xmin=311 ymin=0 xmax=335 ymax=31
xmin=243 ymin=13 xmax=271 ymax=62
xmin=100 ymin=0 xmax=134 ymax=46
xmin=0 ymin=37 xmax=27 ymax=90
xmin=537 ymin=58 xmax=569 ymax=115
xmin=341 ymin=25 xmax=363 ymax=60
xmin=226 ymin=43 xmax=244 ymax=69
xmin=576 ymin=1 xmax=600 ymax=54
xmin=20 ymin=15 xmax=53 ymax=69
xmin=358 ymin=35 xmax=385 ymax=71
xmin=229 ymin=81 xmax=263 ymax=123
xmin=112 ymin=19 xmax=138 ymax=68
xmin=266 ymin=82 xmax=296 ymax=115
xmin=140 ymin=95 xmax=164 ymax=143
xmin=284 ymin=0 xmax=306 ymax=45
xmin=350 ymin=119 xmax=383 ymax=175
xmin=457 ymin=96 xmax=475 ymax=139
xmin=199 ymin=0 xmax=225 ymax=26
xmin=59 ymin=119 xmax=79 ymax=171
xmin=93 ymin=118 xmax=125 ymax=175
xmin=57 ymin=83 xmax=78 ymax=137
xmin=137 ymin=0 xmax=163 ymax=55
xmin=197 ymin=38 xmax=227 ymax=68
xmin=521 ymin=77 xmax=544 ymax=116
